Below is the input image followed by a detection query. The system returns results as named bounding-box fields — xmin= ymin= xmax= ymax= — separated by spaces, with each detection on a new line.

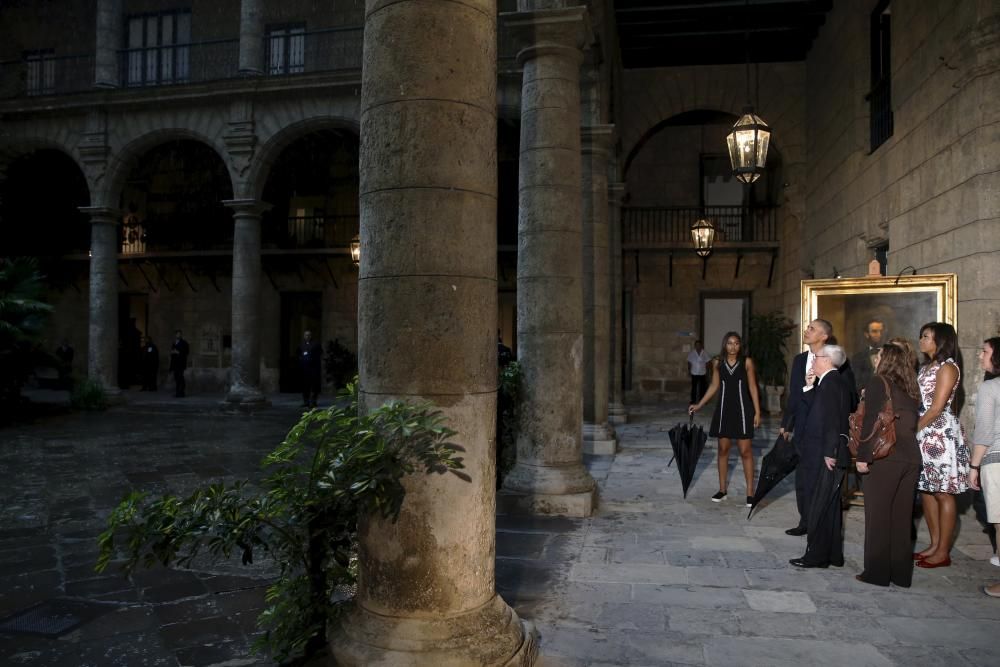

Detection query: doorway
xmin=701 ymin=292 xmax=750 ymax=355
xmin=280 ymin=292 xmax=322 ymax=392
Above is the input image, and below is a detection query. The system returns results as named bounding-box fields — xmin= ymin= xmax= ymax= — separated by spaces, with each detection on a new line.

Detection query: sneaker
xmin=746 ymin=496 xmax=753 ymax=508
xmin=991 ymin=555 xmax=999 ymax=567
xmin=711 ymin=491 xmax=727 ymax=502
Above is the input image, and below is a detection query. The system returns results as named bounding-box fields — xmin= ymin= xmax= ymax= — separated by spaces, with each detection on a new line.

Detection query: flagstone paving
xmin=1 ymin=394 xmax=998 ymax=666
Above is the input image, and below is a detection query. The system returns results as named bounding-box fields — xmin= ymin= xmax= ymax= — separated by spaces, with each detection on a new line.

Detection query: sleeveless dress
xmin=709 ymin=358 xmax=755 ymax=439
xmin=916 ymin=358 xmax=970 ymax=494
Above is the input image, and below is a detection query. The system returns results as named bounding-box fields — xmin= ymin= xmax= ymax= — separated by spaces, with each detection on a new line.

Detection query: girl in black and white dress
xmin=689 ymin=331 xmax=762 ymax=506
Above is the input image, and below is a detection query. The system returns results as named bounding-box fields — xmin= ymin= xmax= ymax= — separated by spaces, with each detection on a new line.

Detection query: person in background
xmin=689 ymin=331 xmax=761 ymax=507
xmin=298 ymin=330 xmax=323 ymax=408
xmin=913 ymin=322 xmax=969 ymax=569
xmin=169 ymin=330 xmax=190 ymax=398
xmin=970 ymin=336 xmax=1000 ymax=596
xmin=854 ymin=344 xmax=922 ymax=587
xmin=687 ymin=339 xmax=711 ymax=405
xmin=140 ymin=336 xmax=159 ymax=391
xmin=498 ymin=330 xmax=513 ymax=368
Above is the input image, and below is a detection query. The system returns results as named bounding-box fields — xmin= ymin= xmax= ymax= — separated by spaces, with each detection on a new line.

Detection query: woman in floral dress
xmin=914 ymin=322 xmax=970 ymax=569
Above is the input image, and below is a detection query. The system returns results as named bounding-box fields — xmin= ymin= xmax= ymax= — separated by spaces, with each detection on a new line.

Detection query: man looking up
xmin=779 ymin=318 xmax=833 ymax=535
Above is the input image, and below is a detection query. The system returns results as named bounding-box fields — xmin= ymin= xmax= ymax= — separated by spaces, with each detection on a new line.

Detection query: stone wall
xmin=803 ymin=0 xmax=1000 ymax=418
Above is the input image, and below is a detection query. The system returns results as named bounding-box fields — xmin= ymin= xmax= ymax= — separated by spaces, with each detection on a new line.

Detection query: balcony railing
xmin=0 ymin=53 xmax=95 ymax=99
xmin=622 ymin=206 xmax=778 ymax=247
xmin=121 ymin=38 xmax=239 ymax=87
xmin=265 ymin=27 xmax=363 ymax=76
xmin=267 ymin=215 xmax=359 ymax=249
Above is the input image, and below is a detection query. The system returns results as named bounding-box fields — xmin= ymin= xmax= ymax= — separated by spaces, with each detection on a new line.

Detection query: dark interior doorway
xmin=280 ymin=292 xmax=322 ymax=392
xmin=118 ymin=293 xmax=148 ymax=389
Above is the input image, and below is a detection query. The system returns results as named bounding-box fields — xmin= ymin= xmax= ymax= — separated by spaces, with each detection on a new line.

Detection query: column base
xmin=222 ymin=384 xmax=270 ymax=412
xmin=583 ymin=422 xmax=617 ymax=455
xmin=608 ymin=402 xmax=629 ymax=424
xmin=501 ymin=461 xmax=596 ymax=517
xmin=329 ymin=594 xmax=538 ymax=666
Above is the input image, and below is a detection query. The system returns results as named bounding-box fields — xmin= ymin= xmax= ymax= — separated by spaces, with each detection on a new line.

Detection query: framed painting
xmin=800 ymin=273 xmax=957 ymax=363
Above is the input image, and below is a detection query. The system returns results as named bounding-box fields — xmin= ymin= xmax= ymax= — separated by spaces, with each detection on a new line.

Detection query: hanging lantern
xmin=350 ymin=234 xmax=360 ymax=266
xmin=691 ymin=218 xmax=716 ymax=258
xmin=726 ymin=106 xmax=771 ymax=184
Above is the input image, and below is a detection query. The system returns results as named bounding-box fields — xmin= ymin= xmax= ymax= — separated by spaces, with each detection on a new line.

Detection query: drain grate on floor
xmin=0 ymin=598 xmax=115 ymax=637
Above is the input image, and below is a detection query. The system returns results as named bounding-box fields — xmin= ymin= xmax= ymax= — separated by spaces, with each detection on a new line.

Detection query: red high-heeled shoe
xmin=915 ymin=556 xmax=951 ymax=569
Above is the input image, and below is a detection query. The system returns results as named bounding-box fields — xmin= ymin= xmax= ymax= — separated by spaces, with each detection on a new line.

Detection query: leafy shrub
xmin=0 ymin=257 xmax=53 ymax=420
xmin=70 ymin=377 xmax=108 ymax=411
xmin=497 ymin=361 xmax=522 ymax=488
xmin=96 ymin=381 xmax=464 ymax=663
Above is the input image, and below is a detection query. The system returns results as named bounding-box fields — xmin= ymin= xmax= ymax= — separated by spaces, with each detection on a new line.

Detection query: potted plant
xmin=748 ymin=311 xmax=796 ymax=414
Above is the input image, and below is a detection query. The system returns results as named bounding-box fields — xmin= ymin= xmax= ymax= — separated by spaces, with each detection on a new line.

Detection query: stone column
xmin=500 ymin=5 xmax=597 ymax=517
xmin=329 ymin=0 xmax=537 ymax=664
xmin=238 ymin=0 xmax=264 ymax=75
xmin=607 ymin=181 xmax=628 ymax=424
xmin=581 ymin=125 xmax=616 ymax=454
xmin=94 ymin=0 xmax=123 ymax=88
xmin=81 ymin=207 xmax=121 ymax=393
xmin=223 ymin=200 xmax=269 ymax=407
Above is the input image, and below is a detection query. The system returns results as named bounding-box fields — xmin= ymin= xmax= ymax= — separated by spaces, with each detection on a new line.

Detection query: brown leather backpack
xmin=848 ymin=376 xmax=898 ymax=460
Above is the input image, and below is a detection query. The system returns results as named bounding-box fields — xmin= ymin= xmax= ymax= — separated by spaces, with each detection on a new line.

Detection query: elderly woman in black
xmin=855 ymin=343 xmax=922 ymax=587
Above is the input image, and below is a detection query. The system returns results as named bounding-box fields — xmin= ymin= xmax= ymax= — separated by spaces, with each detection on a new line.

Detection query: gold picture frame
xmin=800 ymin=274 xmax=957 ymax=359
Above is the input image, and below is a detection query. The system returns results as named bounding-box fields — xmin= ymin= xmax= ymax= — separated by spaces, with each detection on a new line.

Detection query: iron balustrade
xmin=0 ymin=53 xmax=95 ymax=99
xmin=271 ymin=215 xmax=359 ymax=249
xmin=264 ymin=27 xmax=363 ymax=76
xmin=868 ymin=78 xmax=893 ymax=152
xmin=622 ymin=206 xmax=777 ymax=247
xmin=120 ymin=38 xmax=239 ymax=87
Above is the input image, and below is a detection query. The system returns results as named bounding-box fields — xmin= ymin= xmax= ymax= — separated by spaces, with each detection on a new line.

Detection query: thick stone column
xmin=238 ymin=0 xmax=264 ymax=75
xmin=581 ymin=125 xmax=616 ymax=454
xmin=329 ymin=1 xmax=537 ymax=664
xmin=607 ymin=181 xmax=628 ymax=424
xmin=81 ymin=207 xmax=120 ymax=393
xmin=94 ymin=0 xmax=123 ymax=88
xmin=500 ymin=5 xmax=597 ymax=517
xmin=222 ymin=200 xmax=269 ymax=407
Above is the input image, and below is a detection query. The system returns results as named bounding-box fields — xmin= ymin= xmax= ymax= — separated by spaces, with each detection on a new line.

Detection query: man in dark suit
xmin=850 ymin=319 xmax=884 ymax=392
xmin=169 ymin=330 xmax=190 ymax=398
xmin=298 ymin=330 xmax=323 ymax=408
xmin=789 ymin=344 xmax=852 ymax=568
xmin=779 ymin=318 xmax=830 ymax=535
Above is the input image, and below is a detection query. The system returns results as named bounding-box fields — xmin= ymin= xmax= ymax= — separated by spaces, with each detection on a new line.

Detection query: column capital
xmin=223 ymin=198 xmax=272 ymax=217
xmin=79 ymin=206 xmax=122 ymax=224
xmin=501 ymin=6 xmax=592 ymax=64
xmin=581 ymin=124 xmax=615 ymax=156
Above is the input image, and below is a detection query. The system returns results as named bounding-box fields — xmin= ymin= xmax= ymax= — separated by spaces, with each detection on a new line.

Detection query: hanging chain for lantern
xmin=727 ymin=0 xmax=771 ymax=184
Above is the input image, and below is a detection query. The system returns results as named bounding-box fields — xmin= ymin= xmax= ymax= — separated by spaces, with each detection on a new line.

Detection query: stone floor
xmin=1 ymin=393 xmax=998 ymax=666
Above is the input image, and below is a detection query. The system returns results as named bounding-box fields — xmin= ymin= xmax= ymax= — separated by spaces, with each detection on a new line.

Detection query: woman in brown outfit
xmin=855 ymin=343 xmax=923 ymax=587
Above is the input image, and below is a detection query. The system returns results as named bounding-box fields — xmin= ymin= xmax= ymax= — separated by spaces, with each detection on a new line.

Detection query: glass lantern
xmin=726 ymin=106 xmax=771 ymax=184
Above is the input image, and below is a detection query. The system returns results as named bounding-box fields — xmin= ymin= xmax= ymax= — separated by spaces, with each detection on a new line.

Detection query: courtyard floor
xmin=1 ymin=392 xmax=998 ymax=666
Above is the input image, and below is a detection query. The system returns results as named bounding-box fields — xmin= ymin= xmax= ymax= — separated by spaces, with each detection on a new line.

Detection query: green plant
xmin=0 ymin=257 xmax=53 ymax=418
xmin=96 ymin=381 xmax=464 ymax=663
xmin=70 ymin=377 xmax=109 ymax=411
xmin=496 ymin=361 xmax=522 ymax=488
xmin=748 ymin=311 xmax=796 ymax=386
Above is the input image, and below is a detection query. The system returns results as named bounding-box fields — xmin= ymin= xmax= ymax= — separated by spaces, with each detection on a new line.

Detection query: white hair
xmin=822 ymin=344 xmax=846 ymax=368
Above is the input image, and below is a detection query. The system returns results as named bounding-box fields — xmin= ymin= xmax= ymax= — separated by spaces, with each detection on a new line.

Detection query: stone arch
xmin=99 ymin=128 xmax=235 ymax=209
xmin=619 ymin=63 xmax=806 ymax=173
xmin=245 ymin=116 xmax=361 ymax=202
xmin=0 ymin=135 xmax=91 ymax=204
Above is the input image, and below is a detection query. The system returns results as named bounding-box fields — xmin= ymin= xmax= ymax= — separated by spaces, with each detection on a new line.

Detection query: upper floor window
xmin=868 ymin=0 xmax=893 ymax=152
xmin=267 ymin=24 xmax=305 ymax=75
xmin=25 ymin=49 xmax=56 ymax=96
xmin=125 ymin=10 xmax=192 ymax=86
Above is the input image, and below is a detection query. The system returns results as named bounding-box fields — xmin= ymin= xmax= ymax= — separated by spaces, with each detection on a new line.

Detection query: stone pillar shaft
xmin=608 ymin=181 xmax=628 ymax=423
xmin=81 ymin=207 xmax=120 ymax=391
xmin=582 ymin=125 xmax=615 ymax=453
xmin=501 ymin=6 xmax=596 ymax=517
xmin=331 ymin=0 xmax=536 ymax=663
xmin=94 ymin=0 xmax=123 ymax=87
xmin=238 ymin=0 xmax=264 ymax=75
xmin=223 ymin=200 xmax=267 ymax=405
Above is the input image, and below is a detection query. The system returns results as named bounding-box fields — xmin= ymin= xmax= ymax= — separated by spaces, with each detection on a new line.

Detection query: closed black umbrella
xmin=747 ymin=434 xmax=800 ymax=519
xmin=668 ymin=416 xmax=707 ymax=498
